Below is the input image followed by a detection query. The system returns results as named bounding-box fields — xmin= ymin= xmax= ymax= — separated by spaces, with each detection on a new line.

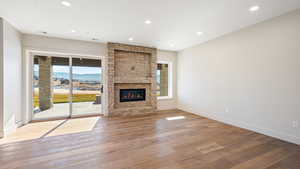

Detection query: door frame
xmin=69 ymin=55 xmax=103 ymax=118
xmin=24 ymin=50 xmax=105 ymax=124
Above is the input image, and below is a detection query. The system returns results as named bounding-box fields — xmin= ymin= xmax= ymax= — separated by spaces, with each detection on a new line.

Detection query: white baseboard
xmin=4 ymin=124 xmax=17 ymax=137
xmin=4 ymin=115 xmax=17 ymax=136
xmin=179 ymin=107 xmax=300 ymax=145
xmin=158 ymin=99 xmax=177 ymax=110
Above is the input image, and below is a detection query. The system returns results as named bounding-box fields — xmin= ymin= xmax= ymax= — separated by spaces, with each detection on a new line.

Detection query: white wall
xmin=178 ymin=9 xmax=300 ymax=145
xmin=22 ymin=34 xmax=107 ymax=57
xmin=0 ymin=18 xmax=4 ymax=137
xmin=0 ymin=18 xmax=22 ymax=135
xmin=22 ymin=34 xmax=178 ymax=116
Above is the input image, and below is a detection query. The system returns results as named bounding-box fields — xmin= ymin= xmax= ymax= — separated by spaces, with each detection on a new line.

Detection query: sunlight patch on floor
xmin=47 ymin=117 xmax=99 ymax=137
xmin=0 ymin=117 xmax=100 ymax=145
xmin=165 ymin=116 xmax=185 ymax=121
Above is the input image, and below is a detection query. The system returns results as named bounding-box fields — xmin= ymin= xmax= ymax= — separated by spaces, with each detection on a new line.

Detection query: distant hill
xmin=34 ymin=71 xmax=101 ymax=82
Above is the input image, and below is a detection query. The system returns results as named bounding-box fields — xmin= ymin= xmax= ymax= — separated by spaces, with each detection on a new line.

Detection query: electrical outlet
xmin=292 ymin=121 xmax=299 ymax=128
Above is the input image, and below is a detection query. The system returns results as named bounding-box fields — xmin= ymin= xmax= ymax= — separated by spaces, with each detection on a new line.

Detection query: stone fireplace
xmin=106 ymin=43 xmax=157 ymax=116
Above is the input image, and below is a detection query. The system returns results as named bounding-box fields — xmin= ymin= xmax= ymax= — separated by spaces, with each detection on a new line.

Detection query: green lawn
xmin=34 ymin=93 xmax=99 ymax=107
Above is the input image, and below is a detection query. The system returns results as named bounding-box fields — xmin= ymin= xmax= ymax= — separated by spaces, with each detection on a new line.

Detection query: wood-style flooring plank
xmin=0 ymin=110 xmax=299 ymax=169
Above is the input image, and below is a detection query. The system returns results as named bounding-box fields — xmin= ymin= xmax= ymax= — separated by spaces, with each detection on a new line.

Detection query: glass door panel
xmin=71 ymin=57 xmax=102 ymax=117
xmin=33 ymin=56 xmax=70 ymax=119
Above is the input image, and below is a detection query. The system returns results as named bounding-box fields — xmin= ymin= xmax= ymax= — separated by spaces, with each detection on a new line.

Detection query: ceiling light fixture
xmin=196 ymin=31 xmax=203 ymax=36
xmin=144 ymin=20 xmax=152 ymax=24
xmin=128 ymin=37 xmax=133 ymax=41
xmin=170 ymin=43 xmax=175 ymax=47
xmin=249 ymin=5 xmax=260 ymax=12
xmin=71 ymin=29 xmax=76 ymax=33
xmin=61 ymin=1 xmax=71 ymax=7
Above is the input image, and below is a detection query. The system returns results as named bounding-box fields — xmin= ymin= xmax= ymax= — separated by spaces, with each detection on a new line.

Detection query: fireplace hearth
xmin=120 ymin=89 xmax=146 ymax=102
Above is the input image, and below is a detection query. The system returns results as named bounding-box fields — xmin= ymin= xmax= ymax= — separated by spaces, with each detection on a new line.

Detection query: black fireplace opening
xmin=120 ymin=89 xmax=146 ymax=102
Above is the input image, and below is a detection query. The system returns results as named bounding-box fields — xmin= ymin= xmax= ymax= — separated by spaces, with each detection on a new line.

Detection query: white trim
xmin=157 ymin=96 xmax=173 ymax=100
xmin=24 ymin=49 xmax=105 ymax=124
xmin=184 ymin=109 xmax=300 ymax=145
xmin=157 ymin=61 xmax=173 ymax=99
xmin=3 ymin=114 xmax=17 ymax=136
xmin=25 ymin=50 xmax=103 ymax=59
xmin=0 ymin=130 xmax=3 ymax=138
xmin=69 ymin=56 xmax=73 ymax=117
xmin=4 ymin=124 xmax=17 ymax=136
xmin=0 ymin=18 xmax=3 ymax=139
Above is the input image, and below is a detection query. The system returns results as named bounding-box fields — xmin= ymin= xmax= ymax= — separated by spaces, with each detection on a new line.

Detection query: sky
xmin=55 ymin=66 xmax=102 ymax=74
xmin=34 ymin=65 xmax=102 ymax=74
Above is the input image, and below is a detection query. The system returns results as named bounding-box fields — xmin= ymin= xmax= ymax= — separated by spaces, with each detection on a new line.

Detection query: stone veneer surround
xmin=106 ymin=43 xmax=157 ymax=116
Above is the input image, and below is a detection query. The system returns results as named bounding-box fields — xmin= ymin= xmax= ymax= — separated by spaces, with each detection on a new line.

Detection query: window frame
xmin=157 ymin=61 xmax=173 ymax=100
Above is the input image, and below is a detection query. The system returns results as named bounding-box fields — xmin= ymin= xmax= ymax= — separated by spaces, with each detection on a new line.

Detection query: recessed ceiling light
xmin=71 ymin=30 xmax=76 ymax=33
xmin=249 ymin=5 xmax=260 ymax=12
xmin=170 ymin=43 xmax=175 ymax=47
xmin=61 ymin=1 xmax=71 ymax=7
xmin=144 ymin=20 xmax=152 ymax=24
xmin=196 ymin=31 xmax=203 ymax=36
xmin=128 ymin=37 xmax=133 ymax=41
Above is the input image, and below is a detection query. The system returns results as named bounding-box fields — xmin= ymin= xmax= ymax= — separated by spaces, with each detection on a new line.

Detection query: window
xmin=157 ymin=63 xmax=171 ymax=98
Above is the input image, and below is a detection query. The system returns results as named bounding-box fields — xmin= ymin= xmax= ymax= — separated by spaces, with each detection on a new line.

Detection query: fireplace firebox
xmin=120 ymin=89 xmax=146 ymax=102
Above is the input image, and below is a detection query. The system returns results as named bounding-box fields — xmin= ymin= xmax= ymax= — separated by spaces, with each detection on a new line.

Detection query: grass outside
xmin=34 ymin=93 xmax=99 ymax=107
xmin=34 ymin=91 xmax=161 ymax=107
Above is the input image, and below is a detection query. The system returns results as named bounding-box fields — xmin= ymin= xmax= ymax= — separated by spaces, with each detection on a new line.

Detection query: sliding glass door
xmin=33 ymin=56 xmax=71 ymax=119
xmin=71 ymin=57 xmax=102 ymax=117
xmin=32 ymin=55 xmax=102 ymax=120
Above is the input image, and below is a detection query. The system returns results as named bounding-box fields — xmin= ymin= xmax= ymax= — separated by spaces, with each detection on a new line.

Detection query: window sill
xmin=157 ymin=96 xmax=173 ymax=100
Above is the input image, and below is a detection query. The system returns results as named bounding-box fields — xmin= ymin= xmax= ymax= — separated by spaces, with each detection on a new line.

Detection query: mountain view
xmin=54 ymin=72 xmax=101 ymax=82
xmin=34 ymin=71 xmax=102 ymax=82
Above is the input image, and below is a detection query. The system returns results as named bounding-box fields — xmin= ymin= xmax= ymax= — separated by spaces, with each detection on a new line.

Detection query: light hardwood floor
xmin=0 ymin=110 xmax=299 ymax=169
